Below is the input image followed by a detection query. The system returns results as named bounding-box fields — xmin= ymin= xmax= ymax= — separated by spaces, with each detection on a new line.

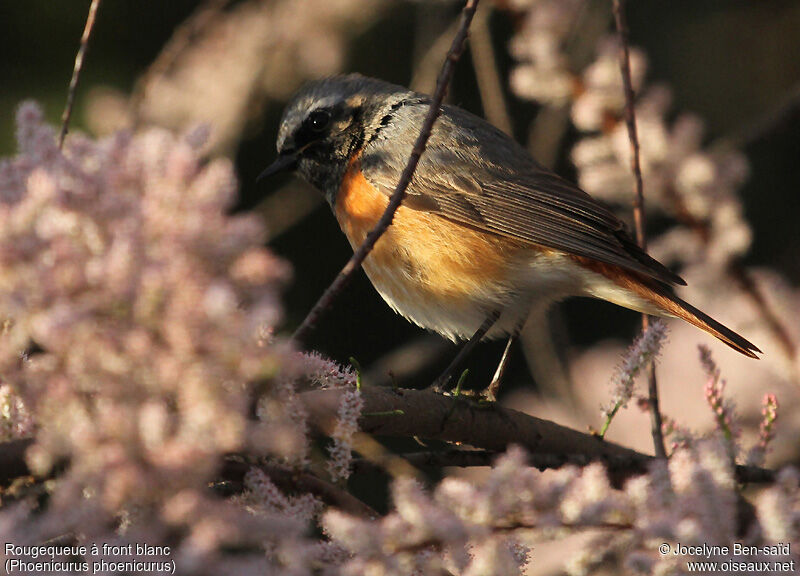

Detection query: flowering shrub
xmin=1 ymin=98 xmax=795 ymax=576
xmin=0 ymin=104 xmax=322 ymax=572
xmin=324 ymin=444 xmax=799 ymax=576
xmin=1 ymin=2 xmax=798 ymax=575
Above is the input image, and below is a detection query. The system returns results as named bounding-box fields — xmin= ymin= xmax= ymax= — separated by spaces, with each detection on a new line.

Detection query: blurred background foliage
xmin=2 ymin=0 xmax=799 ymax=398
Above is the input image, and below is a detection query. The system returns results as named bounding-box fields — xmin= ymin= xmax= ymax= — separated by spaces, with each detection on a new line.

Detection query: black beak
xmin=257 ymin=152 xmax=298 ymax=183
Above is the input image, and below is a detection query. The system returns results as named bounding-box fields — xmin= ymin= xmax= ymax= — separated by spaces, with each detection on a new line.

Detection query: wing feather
xmin=361 ymin=101 xmax=685 ymax=286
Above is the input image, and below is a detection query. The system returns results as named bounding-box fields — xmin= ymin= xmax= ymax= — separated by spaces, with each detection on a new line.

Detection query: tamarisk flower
xmin=0 ymin=102 xmax=325 ymax=572
xmin=571 ymin=37 xmax=648 ymax=132
xmin=756 ymin=468 xmax=800 ymax=543
xmin=323 ymin=442 xmax=798 ymax=576
xmin=599 ymin=320 xmax=668 ymax=437
xmin=509 ymin=10 xmax=753 ymax=271
xmin=238 ymin=467 xmax=322 ymax=529
xmin=508 ymin=0 xmax=586 ymax=105
xmin=0 ymin=383 xmax=33 ymax=441
xmin=660 ymin=414 xmax=696 ymax=455
xmin=759 ymin=394 xmax=779 ymax=453
xmin=327 ymin=387 xmax=363 ymax=482
xmin=262 ymin=352 xmax=358 ymax=469
xmin=747 ymin=394 xmax=779 ymax=467
xmin=299 ymin=351 xmax=357 ymax=389
xmin=699 ymin=345 xmax=740 ymax=448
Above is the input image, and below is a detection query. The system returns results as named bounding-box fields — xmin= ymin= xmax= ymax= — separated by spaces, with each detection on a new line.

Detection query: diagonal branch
xmin=662 ymin=172 xmax=797 ymax=364
xmin=0 ymin=387 xmax=775 ymax=501
xmin=611 ymin=0 xmax=667 ymax=459
xmin=128 ymin=0 xmax=233 ymax=126
xmin=291 ymin=0 xmax=481 ymax=342
xmin=59 ymin=0 xmax=102 ymax=149
xmin=298 ymin=386 xmax=774 ymax=486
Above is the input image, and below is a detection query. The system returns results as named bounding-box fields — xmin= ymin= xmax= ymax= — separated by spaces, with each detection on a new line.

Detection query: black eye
xmin=306 ymin=109 xmax=331 ymax=132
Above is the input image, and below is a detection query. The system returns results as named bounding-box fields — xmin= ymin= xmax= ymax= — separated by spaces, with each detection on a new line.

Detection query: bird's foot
xmin=478 ymin=382 xmax=499 ymax=403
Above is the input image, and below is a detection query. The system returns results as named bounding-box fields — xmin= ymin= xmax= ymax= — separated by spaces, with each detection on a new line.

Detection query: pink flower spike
xmin=699 ymin=347 xmax=740 ymax=450
xmin=599 ymin=320 xmax=668 ymax=437
xmin=747 ymin=394 xmax=779 ymax=466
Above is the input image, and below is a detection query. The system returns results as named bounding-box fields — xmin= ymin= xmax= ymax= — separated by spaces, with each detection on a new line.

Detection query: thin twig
xmin=291 ymin=0 xmax=480 ymax=342
xmin=611 ymin=0 xmax=667 ymax=459
xmin=410 ymin=20 xmax=460 ymax=93
xmin=724 ymin=82 xmax=800 ymax=149
xmin=663 ymin=185 xmax=796 ymax=363
xmin=729 ymin=262 xmax=796 ymax=362
xmin=58 ymin=0 xmax=102 ymax=149
xmin=128 ymin=0 xmax=233 ymax=126
xmin=363 ymin=334 xmax=450 ymax=388
xmin=469 ymin=6 xmax=513 ymax=135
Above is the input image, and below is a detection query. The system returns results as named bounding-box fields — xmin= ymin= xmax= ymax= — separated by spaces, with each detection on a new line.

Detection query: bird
xmin=259 ymin=74 xmax=759 ymax=399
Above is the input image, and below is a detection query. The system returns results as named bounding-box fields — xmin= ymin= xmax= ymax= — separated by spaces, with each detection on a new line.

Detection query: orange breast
xmin=333 ymin=156 xmax=525 ymax=314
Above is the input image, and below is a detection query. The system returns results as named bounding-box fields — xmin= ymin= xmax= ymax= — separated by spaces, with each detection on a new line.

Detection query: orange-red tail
xmin=578 ymin=257 xmax=761 ymax=358
xmin=661 ymin=292 xmax=760 ymax=358
xmin=622 ymin=274 xmax=761 ymax=358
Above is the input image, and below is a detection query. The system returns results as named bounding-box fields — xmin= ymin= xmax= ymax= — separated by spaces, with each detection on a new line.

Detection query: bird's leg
xmin=430 ymin=310 xmax=501 ymax=392
xmin=481 ymin=322 xmax=523 ymax=402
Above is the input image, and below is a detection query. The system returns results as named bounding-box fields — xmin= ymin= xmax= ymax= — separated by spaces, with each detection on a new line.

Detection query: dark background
xmin=2 ymin=0 xmax=799 ymax=395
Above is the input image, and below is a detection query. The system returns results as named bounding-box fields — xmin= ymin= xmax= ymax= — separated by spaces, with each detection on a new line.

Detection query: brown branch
xmin=611 ymin=0 xmax=667 ymax=459
xmin=298 ymin=386 xmax=774 ymax=485
xmin=0 ymin=387 xmax=775 ymax=510
xmin=0 ymin=438 xmax=378 ymax=519
xmin=469 ymin=6 xmax=513 ymax=135
xmin=58 ymin=0 xmax=102 ymax=149
xmin=729 ymin=262 xmax=796 ymax=361
xmin=370 ymin=518 xmax=634 ymax=559
xmin=352 ymin=449 xmax=501 ymax=474
xmin=291 ymin=0 xmax=480 ymax=342
xmin=352 ymin=448 xmax=621 ymax=479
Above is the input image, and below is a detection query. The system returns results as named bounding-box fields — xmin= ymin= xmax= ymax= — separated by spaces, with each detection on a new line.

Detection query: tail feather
xmin=577 ymin=257 xmax=762 ymax=358
xmin=623 ymin=274 xmax=761 ymax=358
xmin=664 ymin=293 xmax=761 ymax=358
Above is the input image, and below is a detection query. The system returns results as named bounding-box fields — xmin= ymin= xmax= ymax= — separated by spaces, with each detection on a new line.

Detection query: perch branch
xmin=298 ymin=386 xmax=774 ymax=485
xmin=291 ymin=0 xmax=480 ymax=342
xmin=353 ymin=449 xmax=623 ymax=477
xmin=0 ymin=387 xmax=776 ymax=503
xmin=0 ymin=438 xmax=378 ymax=519
xmin=59 ymin=0 xmax=102 ymax=149
xmin=352 ymin=449 xmax=502 ymax=474
xmin=611 ymin=0 xmax=667 ymax=459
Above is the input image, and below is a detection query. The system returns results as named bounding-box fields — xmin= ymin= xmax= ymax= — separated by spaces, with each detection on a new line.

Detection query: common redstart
xmin=260 ymin=75 xmax=759 ymax=395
